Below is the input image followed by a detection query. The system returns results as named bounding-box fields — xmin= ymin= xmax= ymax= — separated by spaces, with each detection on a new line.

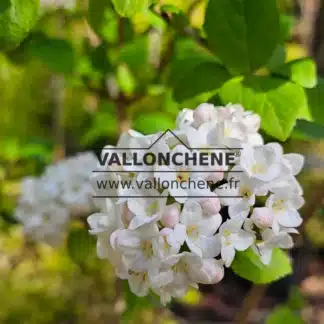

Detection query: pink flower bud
xmin=197 ymin=259 xmax=224 ymax=284
xmin=193 ymin=103 xmax=217 ymax=126
xmin=251 ymin=207 xmax=273 ymax=228
xmin=199 ymin=196 xmax=221 ymax=215
xmin=161 ymin=203 xmax=180 ymax=228
xmin=207 ymin=170 xmax=224 ymax=183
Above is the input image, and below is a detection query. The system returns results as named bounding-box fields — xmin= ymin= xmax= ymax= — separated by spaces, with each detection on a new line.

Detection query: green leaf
xmin=81 ymin=110 xmax=119 ymax=145
xmin=0 ymin=0 xmax=39 ymax=51
xmin=280 ymin=14 xmax=295 ymax=41
xmin=287 ymin=287 xmax=306 ymax=311
xmin=119 ymin=37 xmax=149 ymax=69
xmin=173 ymin=61 xmax=231 ymax=102
xmin=160 ymin=4 xmax=182 ymax=14
xmin=29 ymin=35 xmax=75 ymax=74
xmin=232 ymin=248 xmax=292 ymax=284
xmin=294 ymin=119 xmax=324 ymax=140
xmin=0 ymin=0 xmax=10 ymax=13
xmin=168 ymin=39 xmax=219 ymax=88
xmin=266 ymin=306 xmax=303 ymax=324
xmin=117 ymin=64 xmax=137 ymax=96
xmin=133 ymin=112 xmax=174 ymax=134
xmin=122 ymin=281 xmax=161 ymax=322
xmin=111 ymin=0 xmax=152 ymax=17
xmin=306 ymin=77 xmax=324 ymax=124
xmin=219 ymin=76 xmax=307 ymax=141
xmin=204 ymin=0 xmax=280 ymax=75
xmin=90 ymin=44 xmax=112 ymax=74
xmin=273 ymin=58 xmax=317 ymax=89
xmin=88 ymin=0 xmax=114 ymax=40
xmin=67 ymin=226 xmax=97 ymax=266
xmin=266 ymin=45 xmax=286 ymax=70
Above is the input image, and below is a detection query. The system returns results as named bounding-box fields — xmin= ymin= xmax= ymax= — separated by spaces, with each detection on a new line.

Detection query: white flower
xmin=266 ymin=190 xmax=304 ymax=233
xmin=282 ymin=153 xmax=304 ymax=176
xmin=113 ymin=221 xmax=164 ymax=272
xmin=161 ymin=203 xmax=181 ymax=228
xmin=158 ymin=224 xmax=186 ymax=258
xmin=126 ymin=189 xmax=167 ymax=229
xmin=216 ymin=166 xmax=265 ymax=219
xmin=128 ymin=132 xmax=171 ymax=181
xmin=127 ymin=268 xmax=174 ymax=298
xmin=180 ymin=200 xmax=221 ymax=258
xmin=192 ymin=103 xmax=217 ymax=127
xmin=19 ymin=177 xmax=39 ymax=206
xmin=250 ymin=207 xmax=274 ymax=229
xmin=155 ymin=145 xmax=210 ymax=203
xmin=88 ymin=199 xmax=128 ymax=278
xmin=216 ymin=218 xmax=254 ymax=267
xmin=240 ymin=143 xmax=281 ymax=182
xmin=257 ymin=228 xmax=294 ymax=265
xmin=25 ymin=101 xmax=304 ymax=304
xmin=162 ymin=252 xmax=204 ymax=288
xmin=176 ymin=109 xmax=194 ymax=128
xmin=191 ymin=258 xmax=225 ymax=284
xmin=16 ymin=202 xmax=69 ymax=246
xmin=199 ymin=194 xmax=221 ymax=216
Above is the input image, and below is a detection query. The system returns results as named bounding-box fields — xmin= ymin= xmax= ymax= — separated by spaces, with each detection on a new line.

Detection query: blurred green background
xmin=1 ymin=0 xmax=324 ymax=323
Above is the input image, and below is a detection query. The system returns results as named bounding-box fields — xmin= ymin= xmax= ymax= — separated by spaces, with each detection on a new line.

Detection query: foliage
xmin=0 ymin=0 xmax=39 ymax=51
xmin=0 ymin=0 xmax=323 ymax=321
xmin=232 ymin=248 xmax=292 ymax=284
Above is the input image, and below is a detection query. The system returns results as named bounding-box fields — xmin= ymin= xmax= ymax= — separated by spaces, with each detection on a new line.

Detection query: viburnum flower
xmin=216 ymin=165 xmax=265 ymax=219
xmin=180 ymin=200 xmax=221 ymax=258
xmin=25 ymin=102 xmax=302 ymax=304
xmin=216 ymin=218 xmax=254 ymax=267
xmin=126 ymin=189 xmax=168 ymax=229
xmin=266 ymin=189 xmax=304 ymax=233
xmin=113 ymin=221 xmax=164 ymax=273
xmin=85 ymin=103 xmax=305 ymax=303
xmin=15 ymin=152 xmax=98 ymax=245
xmin=256 ymin=228 xmax=295 ymax=265
xmin=240 ymin=143 xmax=281 ymax=182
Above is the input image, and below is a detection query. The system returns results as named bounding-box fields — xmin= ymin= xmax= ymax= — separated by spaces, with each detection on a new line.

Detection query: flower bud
xmin=193 ymin=103 xmax=217 ymax=126
xmin=161 ymin=203 xmax=180 ymax=228
xmin=199 ymin=196 xmax=221 ymax=215
xmin=206 ymin=170 xmax=224 ymax=183
xmin=251 ymin=207 xmax=273 ymax=228
xmin=195 ymin=259 xmax=224 ymax=284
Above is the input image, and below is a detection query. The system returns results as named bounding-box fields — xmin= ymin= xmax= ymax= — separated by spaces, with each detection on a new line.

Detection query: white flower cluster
xmin=15 ymin=152 xmax=98 ymax=246
xmin=88 ymin=103 xmax=305 ymax=304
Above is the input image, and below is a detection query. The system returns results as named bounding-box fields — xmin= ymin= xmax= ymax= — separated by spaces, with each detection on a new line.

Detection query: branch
xmin=234 ymin=284 xmax=267 ymax=324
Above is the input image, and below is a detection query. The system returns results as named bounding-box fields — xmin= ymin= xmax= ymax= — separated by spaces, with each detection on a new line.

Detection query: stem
xmin=52 ymin=75 xmax=66 ymax=161
xmin=116 ymin=17 xmax=131 ymax=134
xmin=235 ymin=284 xmax=267 ymax=324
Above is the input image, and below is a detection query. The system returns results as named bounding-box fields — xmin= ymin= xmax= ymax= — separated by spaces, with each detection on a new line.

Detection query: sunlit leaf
xmin=111 ymin=0 xmax=152 ymax=17
xmin=232 ymin=248 xmax=292 ymax=284
xmin=273 ymin=58 xmax=317 ymax=89
xmin=219 ymin=76 xmax=307 ymax=141
xmin=133 ymin=112 xmax=174 ymax=134
xmin=0 ymin=0 xmax=39 ymax=51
